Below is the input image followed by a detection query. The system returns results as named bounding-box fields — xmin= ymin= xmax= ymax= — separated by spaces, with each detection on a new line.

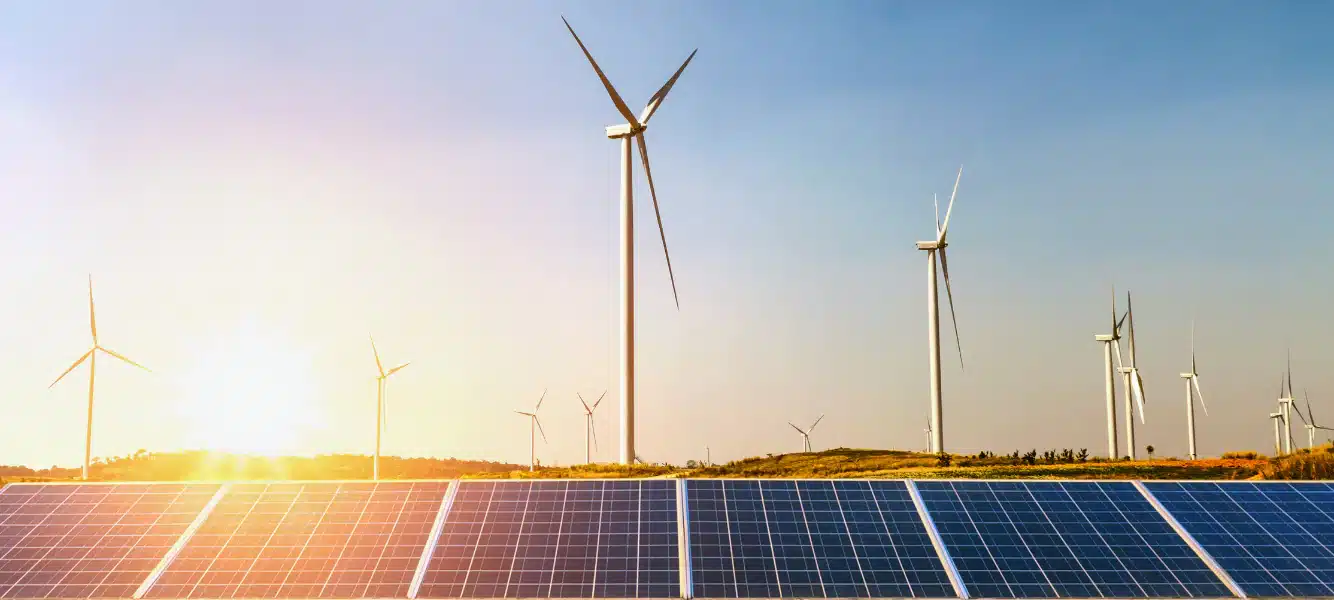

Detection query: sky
xmin=2 ymin=1 xmax=1333 ymax=469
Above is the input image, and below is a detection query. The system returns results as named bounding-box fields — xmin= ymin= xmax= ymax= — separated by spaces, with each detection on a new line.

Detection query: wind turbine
xmin=562 ymin=17 xmax=695 ymax=466
xmin=1119 ymin=292 xmax=1147 ymax=459
xmin=1179 ymin=320 xmax=1207 ymax=460
xmin=49 ymin=275 xmax=151 ymax=480
xmin=515 ymin=389 xmax=548 ymax=471
xmin=370 ymin=336 xmax=410 ymax=481
xmin=1270 ymin=411 xmax=1284 ymax=456
xmin=1299 ymin=390 xmax=1334 ymax=448
xmin=1094 ymin=287 xmax=1129 ymax=459
xmin=923 ymin=414 xmax=933 ymax=454
xmin=787 ymin=414 xmax=824 ymax=453
xmin=1278 ymin=352 xmax=1297 ymax=454
xmin=579 ymin=390 xmax=607 ymax=464
xmin=916 ymin=168 xmax=965 ymax=454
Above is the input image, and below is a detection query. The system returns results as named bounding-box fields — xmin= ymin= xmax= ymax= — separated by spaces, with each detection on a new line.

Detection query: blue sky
xmin=1 ymin=1 xmax=1332 ymax=468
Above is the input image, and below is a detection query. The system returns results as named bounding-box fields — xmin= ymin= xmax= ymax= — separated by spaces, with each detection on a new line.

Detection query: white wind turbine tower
xmin=1094 ymin=287 xmax=1129 ymax=459
xmin=579 ymin=390 xmax=607 ymax=464
xmin=1118 ymin=292 xmax=1147 ymax=459
xmin=1179 ymin=320 xmax=1207 ymax=460
xmin=49 ymin=276 xmax=151 ymax=480
xmin=563 ymin=17 xmax=695 ymax=466
xmin=788 ymin=414 xmax=825 ymax=453
xmin=916 ymin=168 xmax=965 ymax=454
xmin=923 ymin=415 xmax=933 ymax=454
xmin=1296 ymin=390 xmax=1334 ymax=449
xmin=515 ymin=389 xmax=548 ymax=471
xmin=370 ymin=336 xmax=410 ymax=481
xmin=1270 ymin=411 xmax=1285 ymax=456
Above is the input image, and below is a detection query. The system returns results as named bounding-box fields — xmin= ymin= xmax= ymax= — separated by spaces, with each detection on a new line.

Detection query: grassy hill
xmin=5 ymin=446 xmax=1332 ymax=485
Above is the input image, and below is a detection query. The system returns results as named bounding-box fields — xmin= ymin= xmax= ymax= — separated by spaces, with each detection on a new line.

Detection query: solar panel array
xmin=0 ymin=483 xmax=219 ymax=599
xmin=917 ymin=480 xmax=1233 ymax=599
xmin=3 ymin=478 xmax=1334 ymax=599
xmin=417 ymin=480 xmax=679 ymax=598
xmin=686 ymin=479 xmax=955 ymax=598
xmin=146 ymin=481 xmax=447 ymax=599
xmin=1146 ymin=481 xmax=1334 ymax=598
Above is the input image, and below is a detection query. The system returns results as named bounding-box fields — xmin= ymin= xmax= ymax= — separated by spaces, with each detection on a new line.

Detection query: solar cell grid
xmin=0 ymin=483 xmax=219 ymax=600
xmin=145 ymin=481 xmax=447 ymax=599
xmin=916 ymin=480 xmax=1234 ymax=599
xmin=685 ymin=479 xmax=955 ymax=598
xmin=416 ymin=479 xmax=680 ymax=598
xmin=1145 ymin=481 xmax=1334 ymax=598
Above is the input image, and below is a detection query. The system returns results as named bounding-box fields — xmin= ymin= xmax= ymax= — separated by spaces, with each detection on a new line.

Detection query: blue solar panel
xmin=416 ymin=480 xmax=679 ymax=598
xmin=685 ymin=479 xmax=955 ymax=598
xmin=1144 ymin=481 xmax=1334 ymax=598
xmin=916 ymin=480 xmax=1233 ymax=599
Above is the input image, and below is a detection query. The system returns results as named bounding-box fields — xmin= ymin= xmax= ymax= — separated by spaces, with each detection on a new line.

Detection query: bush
xmin=936 ymin=453 xmax=952 ymax=467
xmin=1222 ymin=451 xmax=1260 ymax=460
xmin=1261 ymin=450 xmax=1334 ymax=480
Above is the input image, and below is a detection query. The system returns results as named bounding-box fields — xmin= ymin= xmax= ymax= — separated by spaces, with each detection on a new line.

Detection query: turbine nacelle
xmin=605 ymin=123 xmax=641 ymax=139
xmin=915 ymin=240 xmax=946 ymax=251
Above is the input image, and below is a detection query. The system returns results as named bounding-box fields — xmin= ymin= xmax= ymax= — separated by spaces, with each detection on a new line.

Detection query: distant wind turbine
xmin=49 ymin=275 xmax=151 ymax=480
xmin=1278 ymin=351 xmax=1297 ymax=454
xmin=916 ymin=168 xmax=965 ymax=454
xmin=1118 ymin=292 xmax=1147 ymax=459
xmin=562 ymin=16 xmax=695 ymax=466
xmin=787 ymin=414 xmax=825 ymax=453
xmin=1094 ymin=287 xmax=1129 ymax=459
xmin=923 ymin=415 xmax=933 ymax=454
xmin=1179 ymin=320 xmax=1207 ymax=460
xmin=1297 ymin=390 xmax=1334 ymax=449
xmin=516 ymin=389 xmax=548 ymax=471
xmin=1270 ymin=411 xmax=1285 ymax=456
xmin=579 ymin=390 xmax=607 ymax=464
xmin=370 ymin=336 xmax=410 ymax=481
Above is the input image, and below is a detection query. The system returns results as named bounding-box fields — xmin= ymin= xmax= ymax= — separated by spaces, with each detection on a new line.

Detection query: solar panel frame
xmin=415 ymin=478 xmax=682 ymax=599
xmin=406 ymin=480 xmax=457 ymax=599
xmin=915 ymin=479 xmax=1238 ymax=599
xmin=143 ymin=480 xmax=449 ymax=599
xmin=131 ymin=485 xmax=228 ymax=599
xmin=1142 ymin=480 xmax=1334 ymax=598
xmin=684 ymin=478 xmax=959 ymax=599
xmin=0 ymin=481 xmax=221 ymax=600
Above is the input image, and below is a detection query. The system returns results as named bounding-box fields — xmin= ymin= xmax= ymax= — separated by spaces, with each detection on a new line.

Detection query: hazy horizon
xmin=2 ymin=1 xmax=1333 ymax=470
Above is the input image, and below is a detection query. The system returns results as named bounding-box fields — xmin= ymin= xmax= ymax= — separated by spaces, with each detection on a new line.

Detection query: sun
xmin=173 ymin=323 xmax=325 ymax=456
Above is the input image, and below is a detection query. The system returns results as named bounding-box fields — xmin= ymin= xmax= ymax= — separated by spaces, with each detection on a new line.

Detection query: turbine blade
xmin=535 ymin=418 xmax=547 ymax=444
xmin=638 ymin=48 xmax=697 ymax=125
xmin=1190 ymin=318 xmax=1196 ymax=373
xmin=1287 ymin=349 xmax=1294 ymax=399
xmin=515 ymin=411 xmax=534 ymax=417
xmin=370 ymin=336 xmax=384 ymax=377
xmin=536 ymin=388 xmax=547 ymax=411
xmin=938 ymin=247 xmax=964 ymax=371
xmin=87 ymin=275 xmax=97 ymax=345
xmin=49 ymin=349 xmax=94 ymax=388
xmin=1293 ymin=401 xmax=1310 ymax=426
xmin=933 ymin=193 xmax=941 ymax=238
xmin=1132 ymin=371 xmax=1146 ymax=424
xmin=98 ymin=347 xmax=150 ymax=372
xmin=937 ymin=166 xmax=962 ymax=243
xmin=561 ymin=16 xmax=639 ymax=127
xmin=788 ymin=423 xmax=805 ymax=435
xmin=579 ymin=392 xmax=592 ymax=414
xmin=809 ymin=414 xmax=825 ymax=432
xmin=1110 ymin=285 xmax=1117 ymax=335
xmin=593 ymin=390 xmax=606 ymax=410
xmin=591 ymin=414 xmax=599 ymax=451
xmin=1306 ymin=389 xmax=1317 ymax=426
xmin=637 ymin=135 xmax=679 ymax=310
xmin=1126 ymin=292 xmax=1137 ymax=367
xmin=1193 ymin=376 xmax=1208 ymax=416
xmin=1112 ymin=339 xmax=1125 ymax=372
xmin=386 ymin=362 xmax=411 ymax=377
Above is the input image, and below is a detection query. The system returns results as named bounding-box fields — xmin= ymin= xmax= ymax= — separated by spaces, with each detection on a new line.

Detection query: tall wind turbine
xmin=515 ymin=389 xmax=548 ymax=471
xmin=579 ymin=390 xmax=607 ymax=464
xmin=1270 ymin=411 xmax=1284 ymax=456
xmin=1119 ymin=292 xmax=1147 ymax=459
xmin=1279 ymin=352 xmax=1297 ymax=454
xmin=1094 ymin=287 xmax=1129 ymax=459
xmin=49 ymin=275 xmax=151 ymax=480
xmin=787 ymin=414 xmax=825 ymax=453
xmin=916 ymin=168 xmax=965 ymax=454
xmin=1179 ymin=320 xmax=1207 ymax=460
xmin=562 ymin=17 xmax=695 ymax=466
xmin=370 ymin=336 xmax=410 ymax=481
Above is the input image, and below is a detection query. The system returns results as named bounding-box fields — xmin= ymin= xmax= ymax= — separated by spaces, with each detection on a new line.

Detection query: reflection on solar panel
xmin=916 ymin=480 xmax=1233 ymax=599
xmin=146 ymin=481 xmax=447 ymax=599
xmin=0 ymin=483 xmax=219 ymax=599
xmin=1145 ymin=481 xmax=1334 ymax=598
xmin=685 ymin=479 xmax=955 ymax=598
xmin=416 ymin=480 xmax=679 ymax=598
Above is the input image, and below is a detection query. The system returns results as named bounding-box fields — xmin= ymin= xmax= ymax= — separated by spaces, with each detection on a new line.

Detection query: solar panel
xmin=915 ymin=480 xmax=1234 ymax=599
xmin=0 ymin=483 xmax=220 ymax=599
xmin=145 ymin=481 xmax=447 ymax=599
xmin=415 ymin=479 xmax=680 ymax=598
xmin=1144 ymin=481 xmax=1334 ymax=598
xmin=684 ymin=479 xmax=955 ymax=598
